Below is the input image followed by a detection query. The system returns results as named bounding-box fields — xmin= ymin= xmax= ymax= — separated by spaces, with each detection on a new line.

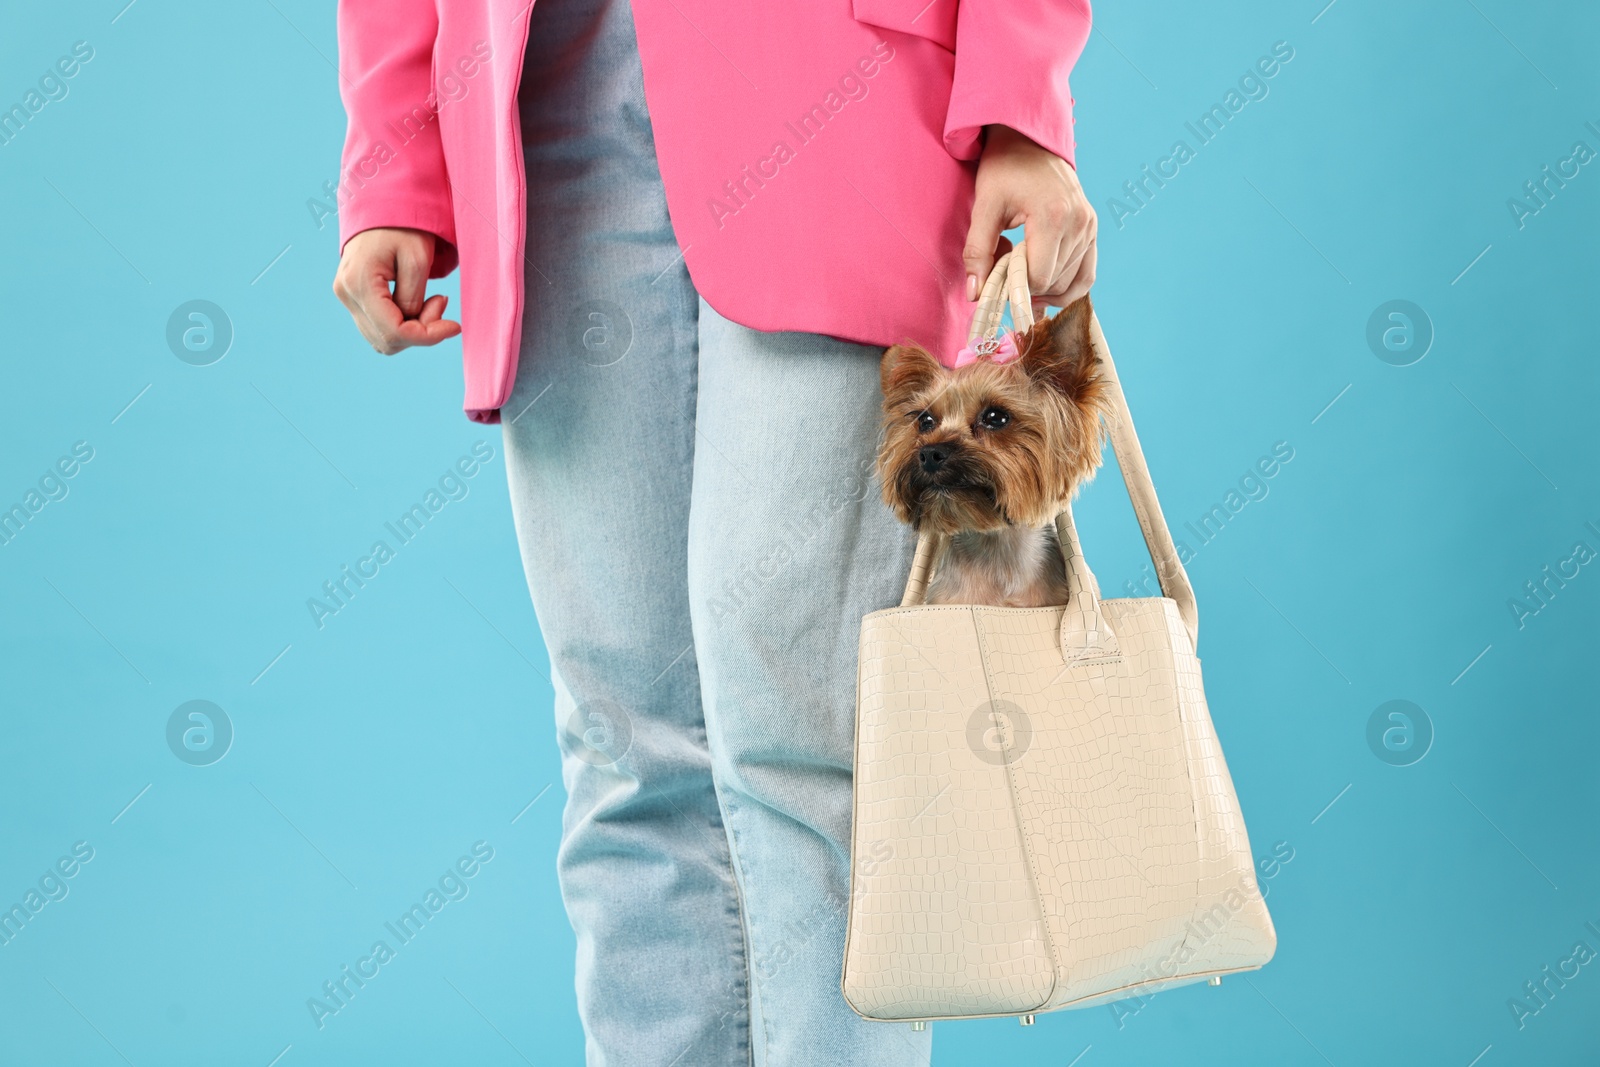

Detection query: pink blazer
xmin=337 ymin=0 xmax=1091 ymax=422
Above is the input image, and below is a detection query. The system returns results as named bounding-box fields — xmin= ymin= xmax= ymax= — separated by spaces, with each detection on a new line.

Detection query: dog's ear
xmin=1016 ymin=296 xmax=1101 ymax=406
xmin=880 ymin=342 xmax=941 ymax=403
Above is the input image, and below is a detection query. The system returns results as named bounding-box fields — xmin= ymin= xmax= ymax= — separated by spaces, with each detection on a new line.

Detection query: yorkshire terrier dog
xmin=878 ymin=296 xmax=1108 ymax=607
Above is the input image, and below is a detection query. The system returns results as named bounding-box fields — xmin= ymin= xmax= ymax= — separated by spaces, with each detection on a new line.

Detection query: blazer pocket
xmin=851 ymin=0 xmax=957 ymax=52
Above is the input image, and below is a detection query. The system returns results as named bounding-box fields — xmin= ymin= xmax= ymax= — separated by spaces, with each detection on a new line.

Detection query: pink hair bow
xmin=940 ymin=330 xmax=1020 ymax=370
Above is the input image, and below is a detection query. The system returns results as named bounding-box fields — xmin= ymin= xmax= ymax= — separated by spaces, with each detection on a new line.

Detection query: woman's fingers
xmin=1035 ymin=228 xmax=1095 ymax=309
xmin=392 ymin=242 xmax=431 ymax=320
xmin=417 ymin=292 xmax=450 ymax=324
xmin=332 ymin=228 xmax=459 ymax=354
xmin=962 ymin=190 xmax=1010 ymax=301
xmin=353 ymin=270 xmax=410 ymax=354
xmin=1060 ymin=238 xmax=1097 ymax=305
xmin=411 ymin=294 xmax=463 ymax=344
xmin=971 ymin=127 xmax=1100 ymax=314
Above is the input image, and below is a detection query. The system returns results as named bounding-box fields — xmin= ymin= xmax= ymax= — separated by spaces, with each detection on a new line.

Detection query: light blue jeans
xmin=502 ymin=0 xmax=924 ymax=1064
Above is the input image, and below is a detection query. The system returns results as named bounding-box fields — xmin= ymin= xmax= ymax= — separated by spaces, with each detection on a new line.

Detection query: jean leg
xmin=504 ymin=1 xmax=751 ymax=1063
xmin=686 ymin=300 xmax=928 ymax=1067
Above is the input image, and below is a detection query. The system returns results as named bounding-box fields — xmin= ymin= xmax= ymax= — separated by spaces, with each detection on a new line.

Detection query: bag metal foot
xmin=1019 ymin=1014 xmax=1035 ymax=1026
xmin=909 ymin=1020 xmax=927 ymax=1031
xmin=1208 ymin=976 xmax=1222 ymax=986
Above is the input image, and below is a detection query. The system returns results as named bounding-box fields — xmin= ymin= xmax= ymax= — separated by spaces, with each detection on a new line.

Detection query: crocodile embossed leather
xmin=842 ymin=251 xmax=1277 ymax=1022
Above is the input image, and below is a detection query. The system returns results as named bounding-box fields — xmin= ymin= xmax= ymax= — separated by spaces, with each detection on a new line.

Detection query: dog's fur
xmin=877 ymin=296 xmax=1108 ymax=607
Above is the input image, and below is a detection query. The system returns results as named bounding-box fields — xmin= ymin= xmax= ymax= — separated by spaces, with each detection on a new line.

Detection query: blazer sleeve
xmin=335 ymin=0 xmax=459 ymax=277
xmin=943 ymin=0 xmax=1092 ymax=167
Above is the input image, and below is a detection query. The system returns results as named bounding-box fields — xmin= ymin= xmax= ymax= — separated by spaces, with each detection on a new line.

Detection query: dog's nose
xmin=918 ymin=443 xmax=953 ymax=472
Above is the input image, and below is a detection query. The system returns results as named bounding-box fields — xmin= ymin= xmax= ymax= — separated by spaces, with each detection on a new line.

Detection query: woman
xmin=331 ymin=0 xmax=1095 ymax=1062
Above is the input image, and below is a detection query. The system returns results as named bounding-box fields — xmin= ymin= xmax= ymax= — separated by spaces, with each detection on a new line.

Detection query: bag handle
xmin=898 ymin=242 xmax=1200 ymax=651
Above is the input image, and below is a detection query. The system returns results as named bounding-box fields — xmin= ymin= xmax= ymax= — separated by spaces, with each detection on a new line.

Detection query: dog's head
xmin=877 ymin=296 xmax=1107 ymax=535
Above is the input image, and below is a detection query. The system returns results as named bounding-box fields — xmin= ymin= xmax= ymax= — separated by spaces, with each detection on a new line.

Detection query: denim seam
xmin=686 ymin=292 xmax=757 ymax=1067
xmin=715 ymin=791 xmax=765 ymax=1066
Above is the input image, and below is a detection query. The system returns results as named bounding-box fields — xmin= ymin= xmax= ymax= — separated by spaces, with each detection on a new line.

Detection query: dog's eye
xmin=915 ymin=411 xmax=937 ymax=433
xmin=978 ymin=406 xmax=1011 ymax=430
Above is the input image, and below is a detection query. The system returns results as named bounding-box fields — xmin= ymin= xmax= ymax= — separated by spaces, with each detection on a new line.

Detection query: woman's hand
xmin=964 ymin=125 xmax=1097 ymax=312
xmin=333 ymin=227 xmax=462 ymax=354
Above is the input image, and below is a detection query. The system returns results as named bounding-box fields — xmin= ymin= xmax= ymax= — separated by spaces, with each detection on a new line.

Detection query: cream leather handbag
xmin=842 ymin=247 xmax=1276 ymax=1025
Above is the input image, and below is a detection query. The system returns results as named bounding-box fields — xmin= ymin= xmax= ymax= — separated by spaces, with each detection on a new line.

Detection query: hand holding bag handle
xmin=903 ymin=241 xmax=1201 ymax=653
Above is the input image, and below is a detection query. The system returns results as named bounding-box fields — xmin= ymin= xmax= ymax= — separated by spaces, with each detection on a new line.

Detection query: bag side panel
xmin=1162 ymin=601 xmax=1278 ymax=973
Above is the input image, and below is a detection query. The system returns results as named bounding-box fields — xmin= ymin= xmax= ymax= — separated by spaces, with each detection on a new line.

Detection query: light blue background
xmin=2 ymin=1 xmax=1596 ymax=1064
